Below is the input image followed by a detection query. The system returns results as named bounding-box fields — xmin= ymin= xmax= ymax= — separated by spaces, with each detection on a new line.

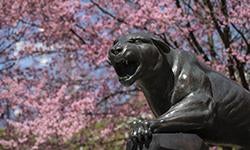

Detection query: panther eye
xmin=134 ymin=39 xmax=141 ymax=43
xmin=128 ymin=39 xmax=142 ymax=43
xmin=113 ymin=39 xmax=118 ymax=45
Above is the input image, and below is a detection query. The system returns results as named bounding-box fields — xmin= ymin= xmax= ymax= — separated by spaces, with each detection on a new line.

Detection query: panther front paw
xmin=130 ymin=119 xmax=153 ymax=149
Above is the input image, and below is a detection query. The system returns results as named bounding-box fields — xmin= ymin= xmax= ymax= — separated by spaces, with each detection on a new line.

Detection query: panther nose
xmin=110 ymin=47 xmax=123 ymax=55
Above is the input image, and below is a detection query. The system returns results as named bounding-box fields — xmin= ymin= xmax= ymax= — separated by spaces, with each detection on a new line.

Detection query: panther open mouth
xmin=114 ymin=58 xmax=140 ymax=81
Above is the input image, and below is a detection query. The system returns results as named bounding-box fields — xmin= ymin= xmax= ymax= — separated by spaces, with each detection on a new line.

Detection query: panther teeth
xmin=120 ymin=75 xmax=130 ymax=80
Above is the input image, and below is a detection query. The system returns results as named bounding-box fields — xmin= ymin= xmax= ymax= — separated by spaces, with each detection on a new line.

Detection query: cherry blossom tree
xmin=0 ymin=0 xmax=249 ymax=149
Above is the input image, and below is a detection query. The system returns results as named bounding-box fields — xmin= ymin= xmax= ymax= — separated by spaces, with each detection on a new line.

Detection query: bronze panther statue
xmin=108 ymin=32 xmax=250 ymax=149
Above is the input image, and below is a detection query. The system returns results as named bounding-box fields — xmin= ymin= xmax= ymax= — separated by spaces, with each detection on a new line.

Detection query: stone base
xmin=126 ymin=133 xmax=209 ymax=150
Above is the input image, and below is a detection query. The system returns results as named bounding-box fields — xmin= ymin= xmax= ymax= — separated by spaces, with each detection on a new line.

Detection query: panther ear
xmin=152 ymin=37 xmax=171 ymax=53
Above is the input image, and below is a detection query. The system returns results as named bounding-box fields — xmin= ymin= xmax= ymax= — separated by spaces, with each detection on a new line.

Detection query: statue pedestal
xmin=126 ymin=133 xmax=209 ymax=150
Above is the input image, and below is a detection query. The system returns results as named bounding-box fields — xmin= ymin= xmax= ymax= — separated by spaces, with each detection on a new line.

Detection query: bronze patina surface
xmin=108 ymin=32 xmax=250 ymax=149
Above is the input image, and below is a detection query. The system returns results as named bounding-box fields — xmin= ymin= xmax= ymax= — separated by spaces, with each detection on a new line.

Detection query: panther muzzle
xmin=108 ymin=47 xmax=141 ymax=86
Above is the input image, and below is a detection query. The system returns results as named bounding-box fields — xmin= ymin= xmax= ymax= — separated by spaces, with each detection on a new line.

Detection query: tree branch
xmin=205 ymin=0 xmax=227 ymax=46
xmin=0 ymin=61 xmax=15 ymax=72
xmin=231 ymin=23 xmax=250 ymax=55
xmin=221 ymin=0 xmax=248 ymax=88
xmin=89 ymin=0 xmax=147 ymax=31
xmin=175 ymin=0 xmax=209 ymax=61
xmin=89 ymin=0 xmax=125 ymax=23
xmin=234 ymin=57 xmax=249 ymax=90
xmin=188 ymin=26 xmax=209 ymax=61
xmin=70 ymin=28 xmax=86 ymax=44
xmin=205 ymin=0 xmax=236 ymax=80
xmin=97 ymin=88 xmax=138 ymax=106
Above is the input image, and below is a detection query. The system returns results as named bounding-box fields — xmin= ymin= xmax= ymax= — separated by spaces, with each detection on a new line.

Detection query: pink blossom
xmin=0 ymin=0 xmax=249 ymax=149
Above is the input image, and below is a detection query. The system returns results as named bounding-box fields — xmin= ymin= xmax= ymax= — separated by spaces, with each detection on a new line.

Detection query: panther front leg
xmin=152 ymin=92 xmax=215 ymax=132
xmin=129 ymin=92 xmax=215 ymax=149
